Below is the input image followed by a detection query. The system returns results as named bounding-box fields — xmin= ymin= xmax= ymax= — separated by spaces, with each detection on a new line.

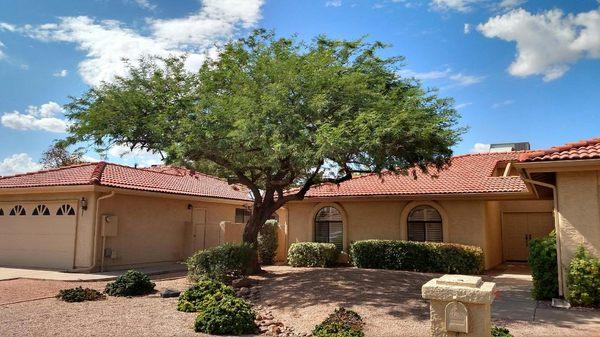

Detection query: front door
xmin=502 ymin=212 xmax=554 ymax=261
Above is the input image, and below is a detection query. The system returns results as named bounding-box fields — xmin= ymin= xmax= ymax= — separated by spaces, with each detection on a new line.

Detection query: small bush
xmin=287 ymin=242 xmax=339 ymax=267
xmin=350 ymin=240 xmax=484 ymax=274
xmin=194 ymin=295 xmax=257 ymax=335
xmin=104 ymin=270 xmax=155 ymax=296
xmin=528 ymin=231 xmax=559 ymax=300
xmin=258 ymin=220 xmax=279 ymax=265
xmin=177 ymin=278 xmax=235 ymax=312
xmin=56 ymin=287 xmax=105 ymax=302
xmin=491 ymin=326 xmax=514 ymax=337
xmin=313 ymin=307 xmax=364 ymax=337
xmin=187 ymin=243 xmax=255 ymax=283
xmin=566 ymin=246 xmax=600 ymax=307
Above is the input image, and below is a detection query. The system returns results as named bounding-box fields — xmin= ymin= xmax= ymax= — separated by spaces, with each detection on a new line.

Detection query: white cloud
xmin=464 ymin=23 xmax=471 ymax=34
xmin=431 ymin=0 xmax=481 ymax=12
xmin=107 ymin=144 xmax=163 ymax=167
xmin=470 ymin=143 xmax=491 ymax=153
xmin=400 ymin=67 xmax=484 ymax=87
xmin=0 ymin=40 xmax=5 ymax=59
xmin=3 ymin=0 xmax=264 ymax=86
xmin=455 ymin=102 xmax=472 ymax=109
xmin=491 ymin=99 xmax=515 ymax=108
xmin=449 ymin=72 xmax=485 ymax=86
xmin=53 ymin=69 xmax=68 ymax=77
xmin=326 ymin=0 xmax=342 ymax=7
xmin=133 ymin=0 xmax=156 ymax=10
xmin=478 ymin=8 xmax=600 ymax=81
xmin=0 ymin=22 xmax=16 ymax=32
xmin=498 ymin=0 xmax=526 ymax=10
xmin=1 ymin=101 xmax=68 ymax=133
xmin=0 ymin=153 xmax=42 ymax=176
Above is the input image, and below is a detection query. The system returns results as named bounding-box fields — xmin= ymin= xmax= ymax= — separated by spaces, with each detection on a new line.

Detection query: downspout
xmin=521 ymin=177 xmax=564 ymax=297
xmin=71 ymin=191 xmax=115 ymax=273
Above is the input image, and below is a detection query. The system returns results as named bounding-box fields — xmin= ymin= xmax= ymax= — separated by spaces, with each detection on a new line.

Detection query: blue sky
xmin=0 ymin=0 xmax=599 ymax=175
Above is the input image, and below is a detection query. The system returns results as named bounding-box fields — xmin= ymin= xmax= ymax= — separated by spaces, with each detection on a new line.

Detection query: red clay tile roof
xmin=0 ymin=162 xmax=251 ymax=201
xmin=300 ymin=152 xmax=528 ymax=198
xmin=519 ymin=138 xmax=600 ymax=162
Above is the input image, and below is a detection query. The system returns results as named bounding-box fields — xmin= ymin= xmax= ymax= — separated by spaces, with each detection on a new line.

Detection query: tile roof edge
xmin=519 ymin=137 xmax=600 ymax=162
xmin=0 ymin=162 xmax=98 ymax=181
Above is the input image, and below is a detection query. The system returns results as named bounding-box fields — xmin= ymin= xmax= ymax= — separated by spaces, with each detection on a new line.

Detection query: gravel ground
xmin=1 ymin=267 xmax=599 ymax=337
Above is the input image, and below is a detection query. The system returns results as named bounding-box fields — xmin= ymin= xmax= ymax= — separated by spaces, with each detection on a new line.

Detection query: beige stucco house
xmin=0 ymin=163 xmax=253 ymax=272
xmin=1 ymin=138 xmax=598 ymax=295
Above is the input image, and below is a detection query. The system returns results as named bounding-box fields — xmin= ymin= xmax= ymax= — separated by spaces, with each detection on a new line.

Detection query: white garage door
xmin=0 ymin=201 xmax=78 ymax=270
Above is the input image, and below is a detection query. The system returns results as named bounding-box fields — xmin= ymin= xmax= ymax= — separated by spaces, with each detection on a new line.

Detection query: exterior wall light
xmin=81 ymin=197 xmax=88 ymax=211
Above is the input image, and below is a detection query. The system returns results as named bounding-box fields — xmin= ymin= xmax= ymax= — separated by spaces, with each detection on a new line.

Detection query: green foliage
xmin=491 ymin=326 xmax=514 ymax=337
xmin=177 ymin=278 xmax=236 ymax=312
xmin=104 ymin=270 xmax=156 ymax=296
xmin=40 ymin=143 xmax=85 ymax=169
xmin=313 ymin=307 xmax=364 ymax=337
xmin=528 ymin=231 xmax=559 ymax=300
xmin=56 ymin=287 xmax=105 ymax=302
xmin=350 ymin=240 xmax=484 ymax=274
xmin=566 ymin=246 xmax=600 ymax=307
xmin=258 ymin=219 xmax=279 ymax=265
xmin=186 ymin=243 xmax=255 ymax=283
xmin=194 ymin=295 xmax=257 ymax=335
xmin=287 ymin=242 xmax=339 ymax=267
xmin=62 ymin=30 xmax=463 ymax=245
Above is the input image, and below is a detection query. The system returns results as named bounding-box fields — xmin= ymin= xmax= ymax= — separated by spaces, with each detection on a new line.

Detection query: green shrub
xmin=56 ymin=287 xmax=105 ymax=302
xmin=187 ymin=243 xmax=255 ymax=283
xmin=349 ymin=240 xmax=484 ymax=274
xmin=287 ymin=242 xmax=339 ymax=267
xmin=491 ymin=326 xmax=514 ymax=337
xmin=194 ymin=295 xmax=257 ymax=335
xmin=528 ymin=231 xmax=559 ymax=300
xmin=566 ymin=246 xmax=600 ymax=307
xmin=104 ymin=270 xmax=156 ymax=296
xmin=177 ymin=278 xmax=235 ymax=312
xmin=313 ymin=307 xmax=365 ymax=337
xmin=258 ymin=220 xmax=279 ymax=265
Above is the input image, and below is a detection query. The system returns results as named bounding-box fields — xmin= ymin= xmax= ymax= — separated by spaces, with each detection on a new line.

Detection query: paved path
xmin=0 ymin=262 xmax=187 ymax=281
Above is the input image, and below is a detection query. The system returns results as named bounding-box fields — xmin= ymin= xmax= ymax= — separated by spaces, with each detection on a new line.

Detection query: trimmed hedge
xmin=287 ymin=242 xmax=339 ymax=267
xmin=313 ymin=307 xmax=365 ymax=337
xmin=194 ymin=295 xmax=257 ymax=335
xmin=56 ymin=287 xmax=105 ymax=302
xmin=177 ymin=278 xmax=236 ymax=312
xmin=105 ymin=270 xmax=156 ymax=296
xmin=350 ymin=240 xmax=484 ymax=274
xmin=566 ymin=246 xmax=600 ymax=307
xmin=258 ymin=220 xmax=279 ymax=265
xmin=528 ymin=231 xmax=559 ymax=300
xmin=187 ymin=243 xmax=255 ymax=283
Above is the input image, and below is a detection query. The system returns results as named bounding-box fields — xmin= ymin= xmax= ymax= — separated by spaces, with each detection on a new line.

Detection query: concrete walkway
xmin=0 ymin=262 xmax=187 ymax=281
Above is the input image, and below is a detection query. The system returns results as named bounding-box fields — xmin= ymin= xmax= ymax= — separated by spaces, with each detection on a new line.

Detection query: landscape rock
xmin=159 ymin=288 xmax=180 ymax=298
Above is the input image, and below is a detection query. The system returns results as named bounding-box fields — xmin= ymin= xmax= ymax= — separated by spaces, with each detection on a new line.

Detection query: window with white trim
xmin=407 ymin=205 xmax=443 ymax=242
xmin=314 ymin=206 xmax=343 ymax=251
xmin=9 ymin=205 xmax=26 ymax=216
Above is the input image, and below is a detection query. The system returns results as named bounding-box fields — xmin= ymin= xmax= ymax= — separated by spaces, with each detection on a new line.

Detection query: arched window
xmin=314 ymin=206 xmax=343 ymax=250
xmin=9 ymin=205 xmax=26 ymax=216
xmin=407 ymin=205 xmax=443 ymax=242
xmin=57 ymin=204 xmax=76 ymax=216
xmin=32 ymin=204 xmax=51 ymax=216
xmin=0 ymin=208 xmax=4 ymax=216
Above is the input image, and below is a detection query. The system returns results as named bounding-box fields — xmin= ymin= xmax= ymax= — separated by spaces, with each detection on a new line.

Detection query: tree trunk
xmin=242 ymin=205 xmax=272 ymax=274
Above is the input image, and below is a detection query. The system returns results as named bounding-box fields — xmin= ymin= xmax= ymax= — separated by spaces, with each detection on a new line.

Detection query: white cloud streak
xmin=478 ymin=7 xmax=600 ymax=81
xmin=491 ymin=99 xmax=515 ymax=108
xmin=53 ymin=69 xmax=68 ymax=77
xmin=430 ymin=0 xmax=481 ymax=13
xmin=1 ymin=101 xmax=69 ymax=133
xmin=326 ymin=0 xmax=342 ymax=7
xmin=399 ymin=68 xmax=484 ymax=86
xmin=470 ymin=143 xmax=491 ymax=153
xmin=0 ymin=153 xmax=42 ymax=176
xmin=133 ymin=0 xmax=156 ymax=10
xmin=2 ymin=0 xmax=264 ymax=86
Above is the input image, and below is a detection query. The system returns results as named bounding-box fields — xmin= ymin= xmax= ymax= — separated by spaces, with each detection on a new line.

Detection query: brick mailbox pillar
xmin=422 ymin=274 xmax=496 ymax=337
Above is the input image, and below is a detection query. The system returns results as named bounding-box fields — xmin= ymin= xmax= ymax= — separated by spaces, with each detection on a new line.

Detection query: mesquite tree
xmin=63 ymin=30 xmax=462 ymax=253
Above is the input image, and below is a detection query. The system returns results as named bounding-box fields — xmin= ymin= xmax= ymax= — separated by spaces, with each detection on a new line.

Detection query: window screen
xmin=314 ymin=206 xmax=343 ymax=251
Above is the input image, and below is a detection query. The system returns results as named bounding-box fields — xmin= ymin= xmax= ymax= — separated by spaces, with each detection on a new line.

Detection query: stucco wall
xmin=556 ymin=171 xmax=600 ymax=272
xmin=286 ymin=199 xmax=497 ymax=269
xmin=485 ymin=201 xmax=502 ymax=268
xmin=98 ymin=193 xmax=245 ymax=270
xmin=0 ymin=191 xmax=96 ymax=268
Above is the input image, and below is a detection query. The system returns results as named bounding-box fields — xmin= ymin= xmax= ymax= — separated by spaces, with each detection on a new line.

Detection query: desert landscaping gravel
xmin=1 ymin=267 xmax=599 ymax=336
